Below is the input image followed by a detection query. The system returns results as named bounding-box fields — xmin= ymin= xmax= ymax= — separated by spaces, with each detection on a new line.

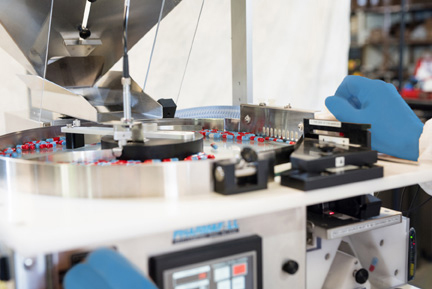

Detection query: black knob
xmin=79 ymin=27 xmax=91 ymax=39
xmin=282 ymin=260 xmax=299 ymax=275
xmin=318 ymin=144 xmax=336 ymax=153
xmin=354 ymin=268 xmax=369 ymax=284
xmin=241 ymin=147 xmax=258 ymax=163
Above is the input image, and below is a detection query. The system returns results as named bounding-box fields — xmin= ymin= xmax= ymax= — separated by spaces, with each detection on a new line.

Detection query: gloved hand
xmin=64 ymin=248 xmax=159 ymax=289
xmin=325 ymin=75 xmax=424 ymax=161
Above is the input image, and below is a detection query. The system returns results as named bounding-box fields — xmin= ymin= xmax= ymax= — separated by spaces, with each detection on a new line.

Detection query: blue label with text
xmin=172 ymin=220 xmax=239 ymax=244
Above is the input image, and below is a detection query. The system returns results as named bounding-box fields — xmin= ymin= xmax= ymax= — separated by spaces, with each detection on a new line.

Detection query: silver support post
xmin=122 ymin=77 xmax=132 ymax=122
xmin=231 ymin=0 xmax=253 ymax=106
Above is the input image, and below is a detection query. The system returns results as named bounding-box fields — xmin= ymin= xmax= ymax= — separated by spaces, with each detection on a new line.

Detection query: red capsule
xmin=47 ymin=143 xmax=53 ymax=149
xmin=162 ymin=159 xmax=171 ymax=162
xmin=250 ymin=136 xmax=255 ymax=140
xmin=265 ymin=137 xmax=270 ymax=141
xmin=30 ymin=145 xmax=36 ymax=150
xmin=289 ymin=141 xmax=296 ymax=145
xmin=53 ymin=137 xmax=60 ymax=141
xmin=236 ymin=136 xmax=242 ymax=140
xmin=258 ymin=138 xmax=265 ymax=142
xmin=207 ymin=154 xmax=215 ymax=159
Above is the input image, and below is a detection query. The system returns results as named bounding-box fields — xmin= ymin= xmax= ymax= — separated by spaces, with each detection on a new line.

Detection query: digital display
xmin=149 ymin=235 xmax=262 ymax=289
xmin=163 ymin=252 xmax=256 ymax=289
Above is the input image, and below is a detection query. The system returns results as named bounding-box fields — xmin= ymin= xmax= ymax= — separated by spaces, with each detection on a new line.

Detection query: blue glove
xmin=64 ymin=248 xmax=159 ymax=289
xmin=325 ymin=76 xmax=424 ymax=161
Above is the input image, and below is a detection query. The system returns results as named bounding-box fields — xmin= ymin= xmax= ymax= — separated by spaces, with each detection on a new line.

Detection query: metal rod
xmin=82 ymin=0 xmax=92 ymax=29
xmin=122 ymin=0 xmax=132 ymax=121
xmin=176 ymin=0 xmax=205 ymax=105
xmin=38 ymin=0 xmax=55 ymax=123
xmin=143 ymin=0 xmax=166 ymax=92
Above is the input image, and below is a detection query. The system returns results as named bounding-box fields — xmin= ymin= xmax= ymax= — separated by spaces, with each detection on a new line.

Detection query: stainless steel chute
xmin=0 ymin=0 xmax=183 ymax=122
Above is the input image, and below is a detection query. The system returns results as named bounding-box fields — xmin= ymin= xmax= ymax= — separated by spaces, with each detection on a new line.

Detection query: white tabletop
xmin=1 ymin=160 xmax=432 ymax=257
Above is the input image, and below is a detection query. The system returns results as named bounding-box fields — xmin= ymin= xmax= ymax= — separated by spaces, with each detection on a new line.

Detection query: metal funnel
xmin=0 ymin=0 xmax=182 ymax=121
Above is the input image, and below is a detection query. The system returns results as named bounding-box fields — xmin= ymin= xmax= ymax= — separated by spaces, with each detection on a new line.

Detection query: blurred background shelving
xmin=350 ymin=0 xmax=432 ymax=120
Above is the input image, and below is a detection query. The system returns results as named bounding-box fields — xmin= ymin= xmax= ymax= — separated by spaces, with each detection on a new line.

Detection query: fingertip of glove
xmin=325 ymin=96 xmax=340 ymax=111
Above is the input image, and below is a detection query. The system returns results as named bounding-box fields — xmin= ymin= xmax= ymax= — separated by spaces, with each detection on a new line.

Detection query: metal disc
xmin=101 ymin=133 xmax=204 ymax=161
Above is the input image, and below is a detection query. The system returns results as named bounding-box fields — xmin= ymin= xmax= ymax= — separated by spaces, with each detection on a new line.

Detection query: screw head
xmin=215 ymin=166 xmax=225 ymax=182
xmin=23 ymin=258 xmax=35 ymax=270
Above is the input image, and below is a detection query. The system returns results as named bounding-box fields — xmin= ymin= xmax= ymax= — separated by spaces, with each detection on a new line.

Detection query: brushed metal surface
xmin=0 ymin=0 xmax=179 ymax=121
xmin=240 ymin=104 xmax=315 ymax=140
xmin=0 ymin=0 xmax=182 ymax=80
xmin=0 ymin=125 xmax=212 ymax=198
xmin=20 ymin=72 xmax=163 ymax=122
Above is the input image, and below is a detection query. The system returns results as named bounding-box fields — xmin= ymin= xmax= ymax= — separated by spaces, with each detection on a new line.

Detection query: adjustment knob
xmin=79 ymin=27 xmax=91 ymax=39
xmin=354 ymin=268 xmax=369 ymax=284
xmin=241 ymin=147 xmax=258 ymax=163
xmin=282 ymin=260 xmax=299 ymax=275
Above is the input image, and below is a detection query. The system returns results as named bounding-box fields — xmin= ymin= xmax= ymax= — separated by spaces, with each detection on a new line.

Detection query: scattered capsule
xmin=211 ymin=143 xmax=218 ymax=150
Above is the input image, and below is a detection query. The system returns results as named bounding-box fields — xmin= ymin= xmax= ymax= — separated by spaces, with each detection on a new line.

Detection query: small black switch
xmin=0 ymin=257 xmax=10 ymax=281
xmin=157 ymin=98 xmax=177 ymax=118
xmin=282 ymin=260 xmax=299 ymax=275
xmin=355 ymin=268 xmax=369 ymax=284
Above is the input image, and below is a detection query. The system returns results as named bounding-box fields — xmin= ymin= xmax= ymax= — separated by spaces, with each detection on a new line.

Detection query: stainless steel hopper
xmin=0 ymin=0 xmax=183 ymax=122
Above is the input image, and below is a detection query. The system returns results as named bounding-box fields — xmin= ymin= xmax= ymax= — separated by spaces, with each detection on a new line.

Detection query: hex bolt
xmin=298 ymin=122 xmax=304 ymax=132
